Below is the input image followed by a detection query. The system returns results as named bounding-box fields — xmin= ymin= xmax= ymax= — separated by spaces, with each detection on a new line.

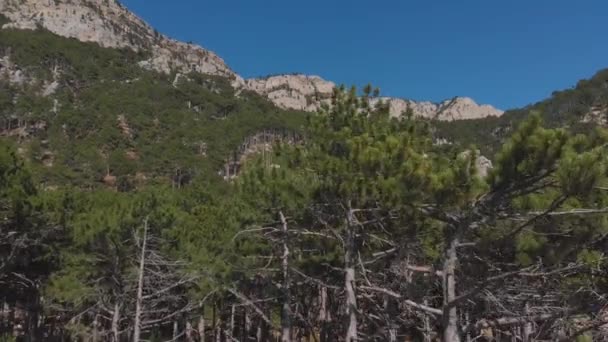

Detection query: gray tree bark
xmin=132 ymin=218 xmax=149 ymax=342
xmin=92 ymin=313 xmax=99 ymax=342
xmin=198 ymin=313 xmax=206 ymax=342
xmin=523 ymin=303 xmax=533 ymax=342
xmin=111 ymin=302 xmax=121 ymax=342
xmin=279 ymin=211 xmax=292 ymax=342
xmin=442 ymin=233 xmax=460 ymax=342
xmin=345 ymin=207 xmax=358 ymax=342
xmin=173 ymin=319 xmax=179 ymax=340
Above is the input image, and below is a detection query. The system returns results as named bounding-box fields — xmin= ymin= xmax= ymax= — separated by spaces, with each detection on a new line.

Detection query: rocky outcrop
xmin=475 ymin=155 xmax=493 ymax=178
xmin=244 ymin=75 xmax=335 ymax=112
xmin=0 ymin=0 xmax=502 ymax=120
xmin=0 ymin=0 xmax=242 ymax=83
xmin=582 ymin=106 xmax=607 ymax=125
xmin=370 ymin=96 xmax=503 ymax=120
xmin=459 ymin=150 xmax=494 ymax=178
xmin=245 ymin=74 xmax=503 ymax=120
xmin=0 ymin=55 xmax=27 ymax=85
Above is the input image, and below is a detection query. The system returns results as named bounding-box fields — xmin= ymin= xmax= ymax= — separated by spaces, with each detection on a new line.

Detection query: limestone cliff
xmin=0 ymin=0 xmax=242 ymax=83
xmin=246 ymin=74 xmax=503 ymax=120
xmin=244 ymin=75 xmax=335 ymax=112
xmin=0 ymin=0 xmax=503 ymax=120
xmin=370 ymin=96 xmax=503 ymax=120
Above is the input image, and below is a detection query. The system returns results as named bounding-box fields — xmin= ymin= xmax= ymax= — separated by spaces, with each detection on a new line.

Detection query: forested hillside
xmin=0 ymin=23 xmax=306 ymax=189
xmin=434 ymin=68 xmax=608 ymax=155
xmin=1 ymin=10 xmax=608 ymax=342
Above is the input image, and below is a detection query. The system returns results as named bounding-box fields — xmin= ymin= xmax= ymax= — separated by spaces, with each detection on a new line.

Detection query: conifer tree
xmin=390 ymin=114 xmax=608 ymax=341
xmin=300 ymin=85 xmax=433 ymax=341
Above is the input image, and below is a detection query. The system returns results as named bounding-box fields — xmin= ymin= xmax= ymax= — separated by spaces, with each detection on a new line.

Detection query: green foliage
xmin=433 ymin=68 xmax=608 ymax=156
xmin=2 ymin=22 xmax=608 ymax=340
xmin=0 ymin=28 xmax=307 ymax=188
xmin=238 ymin=148 xmax=316 ymax=217
xmin=0 ymin=14 xmax=10 ymax=26
xmin=490 ymin=113 xmax=567 ymax=188
xmin=0 ymin=334 xmax=16 ymax=342
xmin=576 ymin=335 xmax=593 ymax=342
xmin=305 ymin=86 xmax=434 ymax=207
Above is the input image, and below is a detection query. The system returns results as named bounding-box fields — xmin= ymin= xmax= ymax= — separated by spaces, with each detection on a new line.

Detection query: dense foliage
xmin=0 ymin=27 xmax=306 ymax=188
xmin=1 ymin=23 xmax=608 ymax=342
xmin=434 ymin=68 xmax=608 ymax=155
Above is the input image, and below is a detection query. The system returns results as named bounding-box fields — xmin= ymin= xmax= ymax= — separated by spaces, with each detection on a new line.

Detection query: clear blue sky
xmin=120 ymin=0 xmax=607 ymax=110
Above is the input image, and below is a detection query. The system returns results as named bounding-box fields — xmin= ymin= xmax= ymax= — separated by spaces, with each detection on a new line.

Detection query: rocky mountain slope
xmin=245 ymin=74 xmax=503 ymax=120
xmin=0 ymin=0 xmax=503 ymax=120
xmin=433 ymin=68 xmax=608 ymax=156
xmin=0 ymin=0 xmax=240 ymax=81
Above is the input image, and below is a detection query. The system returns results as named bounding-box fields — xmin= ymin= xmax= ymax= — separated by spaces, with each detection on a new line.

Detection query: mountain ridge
xmin=0 ymin=0 xmax=503 ymax=120
xmin=0 ymin=0 xmax=240 ymax=80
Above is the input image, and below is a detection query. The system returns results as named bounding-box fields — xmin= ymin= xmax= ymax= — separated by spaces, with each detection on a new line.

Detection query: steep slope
xmin=434 ymin=68 xmax=608 ymax=155
xmin=246 ymin=74 xmax=503 ymax=120
xmin=0 ymin=0 xmax=503 ymax=121
xmin=0 ymin=0 xmax=241 ymax=81
xmin=0 ymin=25 xmax=305 ymax=188
xmin=371 ymin=96 xmax=503 ymax=120
xmin=244 ymin=75 xmax=335 ymax=112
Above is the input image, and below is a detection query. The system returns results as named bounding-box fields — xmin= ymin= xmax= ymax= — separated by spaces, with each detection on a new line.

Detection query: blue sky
xmin=120 ymin=0 xmax=607 ymax=110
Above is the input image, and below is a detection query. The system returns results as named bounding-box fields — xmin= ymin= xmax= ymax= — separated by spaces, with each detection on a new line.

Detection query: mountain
xmin=0 ymin=0 xmax=239 ymax=80
xmin=0 ymin=0 xmax=503 ymax=121
xmin=1 ymin=4 xmax=608 ymax=340
xmin=433 ymin=68 xmax=608 ymax=155
xmin=0 ymin=0 xmax=606 ymax=188
xmin=245 ymin=74 xmax=504 ymax=120
xmin=0 ymin=20 xmax=306 ymax=188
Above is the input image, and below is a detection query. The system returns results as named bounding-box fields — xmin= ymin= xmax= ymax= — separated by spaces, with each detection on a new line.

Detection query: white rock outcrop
xmin=0 ymin=55 xmax=28 ymax=85
xmin=475 ymin=155 xmax=493 ymax=178
xmin=245 ymin=75 xmax=335 ymax=111
xmin=370 ymin=96 xmax=503 ymax=120
xmin=245 ymin=74 xmax=503 ymax=120
xmin=458 ymin=150 xmax=494 ymax=178
xmin=0 ymin=0 xmax=241 ymax=83
xmin=0 ymin=0 xmax=502 ymax=120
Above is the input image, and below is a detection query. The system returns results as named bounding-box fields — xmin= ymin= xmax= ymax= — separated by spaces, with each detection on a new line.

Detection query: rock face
xmin=245 ymin=75 xmax=335 ymax=112
xmin=0 ymin=0 xmax=502 ymax=120
xmin=459 ymin=150 xmax=494 ymax=178
xmin=582 ymin=106 xmax=607 ymax=125
xmin=0 ymin=0 xmax=242 ymax=83
xmin=0 ymin=55 xmax=27 ymax=85
xmin=371 ymin=96 xmax=503 ymax=120
xmin=246 ymin=74 xmax=503 ymax=120
xmin=475 ymin=155 xmax=493 ymax=178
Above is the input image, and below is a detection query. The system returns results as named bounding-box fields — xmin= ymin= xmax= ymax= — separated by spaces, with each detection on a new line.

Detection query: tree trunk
xmin=92 ymin=313 xmax=99 ymax=342
xmin=244 ymin=310 xmax=251 ymax=342
xmin=442 ymin=234 xmax=460 ymax=342
xmin=186 ymin=321 xmax=194 ymax=342
xmin=133 ymin=218 xmax=149 ymax=342
xmin=25 ymin=291 xmax=40 ymax=342
xmin=345 ymin=207 xmax=358 ymax=342
xmin=279 ymin=211 xmax=292 ymax=342
xmin=173 ymin=319 xmax=180 ymax=340
xmin=423 ymin=300 xmax=432 ymax=342
xmin=112 ymin=302 xmax=121 ymax=342
xmin=212 ymin=304 xmax=216 ymax=341
xmin=198 ymin=313 xmax=206 ymax=342
xmin=523 ymin=302 xmax=533 ymax=342
xmin=230 ymin=304 xmax=235 ymax=339
xmin=257 ymin=318 xmax=263 ymax=342
xmin=319 ymin=286 xmax=330 ymax=342
xmin=215 ymin=318 xmax=222 ymax=342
